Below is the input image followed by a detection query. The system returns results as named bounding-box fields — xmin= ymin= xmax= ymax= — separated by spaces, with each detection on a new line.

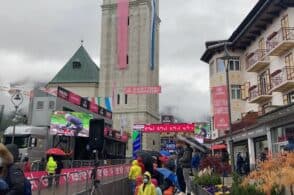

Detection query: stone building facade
xmin=99 ymin=0 xmax=160 ymax=156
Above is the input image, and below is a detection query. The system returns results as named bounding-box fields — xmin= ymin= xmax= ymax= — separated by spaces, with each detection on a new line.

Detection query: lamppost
xmin=221 ymin=43 xmax=235 ymax=172
xmin=10 ymin=90 xmax=23 ymax=144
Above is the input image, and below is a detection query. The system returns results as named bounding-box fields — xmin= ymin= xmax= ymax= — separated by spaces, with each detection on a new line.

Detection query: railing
xmin=267 ymin=27 xmax=294 ymax=51
xmin=249 ymin=84 xmax=270 ymax=101
xmin=31 ymin=159 xmax=131 ymax=171
xmin=245 ymin=49 xmax=269 ymax=70
xmin=271 ymin=66 xmax=294 ymax=89
xmin=249 ymin=87 xmax=259 ymax=100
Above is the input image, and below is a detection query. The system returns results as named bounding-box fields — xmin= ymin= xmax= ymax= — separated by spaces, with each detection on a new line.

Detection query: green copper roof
xmin=50 ymin=45 xmax=99 ymax=84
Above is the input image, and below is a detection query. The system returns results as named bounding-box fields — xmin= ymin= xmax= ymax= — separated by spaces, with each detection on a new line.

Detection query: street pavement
xmin=32 ymin=175 xmax=127 ymax=195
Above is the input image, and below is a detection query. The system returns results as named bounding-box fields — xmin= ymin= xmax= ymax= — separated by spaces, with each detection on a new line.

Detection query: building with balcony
xmin=201 ymin=0 xmax=294 ymax=169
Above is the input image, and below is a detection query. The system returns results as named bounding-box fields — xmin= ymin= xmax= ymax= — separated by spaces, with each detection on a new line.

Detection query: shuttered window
xmin=241 ymin=82 xmax=250 ymax=100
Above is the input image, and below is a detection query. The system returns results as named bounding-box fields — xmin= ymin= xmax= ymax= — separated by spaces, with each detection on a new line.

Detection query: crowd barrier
xmin=25 ymin=164 xmax=131 ymax=194
xmin=30 ymin=159 xmax=132 ymax=171
xmin=29 ymin=159 xmax=132 ymax=171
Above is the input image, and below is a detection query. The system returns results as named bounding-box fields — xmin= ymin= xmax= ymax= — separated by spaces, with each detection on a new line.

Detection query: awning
xmin=211 ymin=144 xmax=227 ymax=150
xmin=176 ymin=135 xmax=209 ymax=153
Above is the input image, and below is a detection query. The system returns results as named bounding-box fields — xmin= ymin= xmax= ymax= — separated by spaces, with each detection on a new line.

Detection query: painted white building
xmin=201 ymin=0 xmax=294 ymax=168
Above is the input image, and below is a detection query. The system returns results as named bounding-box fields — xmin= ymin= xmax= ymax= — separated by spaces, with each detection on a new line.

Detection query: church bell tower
xmin=99 ymin=0 xmax=160 ymax=157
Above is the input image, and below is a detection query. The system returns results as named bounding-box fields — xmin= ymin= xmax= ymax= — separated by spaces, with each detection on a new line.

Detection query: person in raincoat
xmin=134 ymin=175 xmax=143 ymax=195
xmin=46 ymin=156 xmax=57 ymax=187
xmin=129 ymin=160 xmax=142 ymax=195
xmin=138 ymin=172 xmax=156 ymax=195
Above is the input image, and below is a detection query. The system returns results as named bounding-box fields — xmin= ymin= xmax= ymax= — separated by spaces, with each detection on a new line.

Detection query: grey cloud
xmin=0 ymin=0 xmax=100 ymax=61
xmin=160 ymin=81 xmax=210 ymax=122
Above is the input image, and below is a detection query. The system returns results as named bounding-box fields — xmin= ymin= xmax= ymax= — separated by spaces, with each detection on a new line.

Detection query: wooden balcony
xmin=270 ymin=66 xmax=294 ymax=92
xmin=249 ymin=86 xmax=272 ymax=104
xmin=267 ymin=27 xmax=294 ymax=56
xmin=245 ymin=49 xmax=270 ymax=72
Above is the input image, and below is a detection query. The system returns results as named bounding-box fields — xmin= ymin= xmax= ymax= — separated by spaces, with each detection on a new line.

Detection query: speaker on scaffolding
xmin=89 ymin=119 xmax=105 ymax=152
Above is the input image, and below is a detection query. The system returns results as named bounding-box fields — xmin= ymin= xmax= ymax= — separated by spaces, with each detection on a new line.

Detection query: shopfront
xmin=258 ymin=103 xmax=294 ymax=156
xmin=271 ymin=124 xmax=294 ymax=154
xmin=233 ymin=140 xmax=248 ymax=166
xmin=254 ymin=135 xmax=267 ymax=161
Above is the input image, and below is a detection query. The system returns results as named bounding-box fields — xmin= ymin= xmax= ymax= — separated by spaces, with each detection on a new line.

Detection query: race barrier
xmin=25 ymin=164 xmax=131 ymax=192
xmin=30 ymin=159 xmax=131 ymax=171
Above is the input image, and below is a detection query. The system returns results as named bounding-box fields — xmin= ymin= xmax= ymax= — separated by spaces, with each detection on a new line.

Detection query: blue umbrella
xmin=160 ymin=150 xmax=171 ymax=156
xmin=156 ymin=168 xmax=180 ymax=190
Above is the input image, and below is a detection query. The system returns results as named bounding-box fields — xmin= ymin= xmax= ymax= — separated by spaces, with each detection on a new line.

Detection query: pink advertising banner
xmin=117 ymin=0 xmax=129 ymax=69
xmin=25 ymin=164 xmax=131 ymax=191
xmin=212 ymin=86 xmax=229 ymax=131
xmin=90 ymin=101 xmax=99 ymax=113
xmin=124 ymin=86 xmax=161 ymax=94
xmin=68 ymin=92 xmax=81 ymax=105
xmin=143 ymin=123 xmax=195 ymax=133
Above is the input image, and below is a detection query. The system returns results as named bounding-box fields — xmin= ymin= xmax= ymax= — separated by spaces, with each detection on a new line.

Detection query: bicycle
xmin=90 ymin=156 xmax=103 ymax=195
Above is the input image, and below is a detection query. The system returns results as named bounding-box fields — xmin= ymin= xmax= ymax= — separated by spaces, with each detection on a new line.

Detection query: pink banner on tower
xmin=212 ymin=86 xmax=229 ymax=131
xmin=117 ymin=0 xmax=129 ymax=69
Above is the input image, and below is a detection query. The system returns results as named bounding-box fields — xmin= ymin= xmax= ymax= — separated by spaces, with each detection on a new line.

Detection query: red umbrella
xmin=46 ymin=148 xmax=66 ymax=156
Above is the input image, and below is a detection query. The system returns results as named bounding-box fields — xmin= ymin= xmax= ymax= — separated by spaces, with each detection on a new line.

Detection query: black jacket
xmin=5 ymin=144 xmax=25 ymax=195
xmin=179 ymin=146 xmax=193 ymax=168
xmin=6 ymin=164 xmax=25 ymax=195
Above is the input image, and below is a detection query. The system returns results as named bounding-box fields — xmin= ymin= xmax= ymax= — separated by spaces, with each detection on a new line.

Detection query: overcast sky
xmin=0 ymin=0 xmax=258 ymax=121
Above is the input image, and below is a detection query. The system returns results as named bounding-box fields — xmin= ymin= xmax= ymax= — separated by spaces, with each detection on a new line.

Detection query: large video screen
xmin=50 ymin=111 xmax=93 ymax=137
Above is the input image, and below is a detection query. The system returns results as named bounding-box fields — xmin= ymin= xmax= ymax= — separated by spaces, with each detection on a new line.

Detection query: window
xmin=259 ymin=69 xmax=271 ymax=95
xmin=281 ymin=15 xmax=289 ymax=28
xmin=260 ymin=102 xmax=272 ymax=115
xmin=128 ymin=16 xmax=130 ymax=26
xmin=72 ymin=60 xmax=81 ymax=69
xmin=229 ymin=59 xmax=240 ymax=71
xmin=126 ymin=55 xmax=129 ymax=65
xmin=4 ymin=136 xmax=29 ymax=149
xmin=281 ymin=15 xmax=290 ymax=40
xmin=231 ymin=85 xmax=241 ymax=99
xmin=216 ymin=58 xmax=225 ymax=72
xmin=283 ymin=91 xmax=294 ymax=105
xmin=283 ymin=94 xmax=288 ymax=105
xmin=209 ymin=61 xmax=215 ymax=76
xmin=117 ymin=94 xmax=120 ymax=105
xmin=258 ymin=38 xmax=265 ymax=50
xmin=48 ymin=101 xmax=55 ymax=109
xmin=36 ymin=101 xmax=44 ymax=109
xmin=125 ymin=94 xmax=128 ymax=104
xmin=285 ymin=53 xmax=293 ymax=67
xmin=29 ymin=137 xmax=37 ymax=147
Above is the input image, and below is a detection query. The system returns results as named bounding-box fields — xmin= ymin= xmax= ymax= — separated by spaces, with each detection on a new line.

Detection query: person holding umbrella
xmin=46 ymin=156 xmax=57 ymax=187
